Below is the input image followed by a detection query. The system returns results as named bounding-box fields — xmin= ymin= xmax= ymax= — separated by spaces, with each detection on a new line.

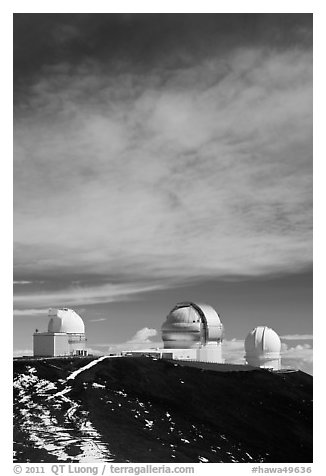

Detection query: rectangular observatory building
xmin=33 ymin=332 xmax=69 ymax=357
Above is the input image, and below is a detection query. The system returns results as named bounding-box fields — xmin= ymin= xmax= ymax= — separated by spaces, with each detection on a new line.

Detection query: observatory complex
xmin=244 ymin=326 xmax=281 ymax=371
xmin=33 ymin=308 xmax=88 ymax=357
xmin=29 ymin=301 xmax=283 ymax=371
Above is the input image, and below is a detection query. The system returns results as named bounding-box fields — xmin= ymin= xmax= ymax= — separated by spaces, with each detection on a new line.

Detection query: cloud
xmin=13 ymin=308 xmax=49 ymax=316
xmin=14 ymin=44 xmax=312 ymax=306
xmin=222 ymin=339 xmax=246 ymax=365
xmin=221 ymin=338 xmax=313 ymax=374
xmin=13 ymin=349 xmax=33 ymax=357
xmin=281 ymin=334 xmax=313 ymax=340
xmin=92 ymin=327 xmax=160 ymax=354
xmin=281 ymin=343 xmax=312 ymax=354
xmin=92 ymin=337 xmax=312 ymax=375
xmin=13 ymin=282 xmax=163 ymax=308
xmin=95 ymin=341 xmax=162 ymax=354
xmin=89 ymin=318 xmax=107 ymax=323
xmin=281 ymin=342 xmax=313 ymax=375
xmin=13 ymin=347 xmax=103 ymax=357
xmin=85 ymin=347 xmax=103 ymax=356
xmin=128 ymin=327 xmax=158 ymax=343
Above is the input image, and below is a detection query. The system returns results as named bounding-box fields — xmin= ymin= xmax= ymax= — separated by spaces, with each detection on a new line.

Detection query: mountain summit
xmin=13 ymin=356 xmax=312 ymax=463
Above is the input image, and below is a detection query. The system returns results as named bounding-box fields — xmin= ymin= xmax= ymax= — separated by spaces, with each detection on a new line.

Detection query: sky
xmin=13 ymin=13 xmax=313 ymax=373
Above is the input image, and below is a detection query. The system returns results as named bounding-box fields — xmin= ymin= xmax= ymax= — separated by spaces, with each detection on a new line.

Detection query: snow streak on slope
xmin=67 ymin=355 xmax=111 ymax=381
xmin=14 ymin=365 xmax=114 ymax=462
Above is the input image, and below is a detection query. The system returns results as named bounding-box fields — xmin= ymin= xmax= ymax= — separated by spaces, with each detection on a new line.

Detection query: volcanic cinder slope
xmin=13 ymin=356 xmax=312 ymax=463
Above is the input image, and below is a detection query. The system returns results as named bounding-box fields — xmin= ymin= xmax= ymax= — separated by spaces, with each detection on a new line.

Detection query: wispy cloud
xmin=13 ymin=282 xmax=163 ymax=308
xmin=89 ymin=318 xmax=107 ymax=323
xmin=281 ymin=334 xmax=313 ymax=340
xmin=14 ymin=44 xmax=312 ymax=306
xmin=13 ymin=308 xmax=49 ymax=316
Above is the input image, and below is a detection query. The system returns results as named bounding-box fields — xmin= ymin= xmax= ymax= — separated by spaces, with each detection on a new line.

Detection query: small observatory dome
xmin=244 ymin=326 xmax=281 ymax=370
xmin=161 ymin=302 xmax=224 ymax=349
xmin=48 ymin=308 xmax=85 ymax=334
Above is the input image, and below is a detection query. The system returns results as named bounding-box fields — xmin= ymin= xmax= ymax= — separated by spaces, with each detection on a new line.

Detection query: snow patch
xmin=144 ymin=419 xmax=153 ymax=429
xmin=67 ymin=356 xmax=109 ymax=381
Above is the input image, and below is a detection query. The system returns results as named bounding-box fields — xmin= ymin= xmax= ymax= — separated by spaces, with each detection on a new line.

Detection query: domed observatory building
xmin=161 ymin=302 xmax=224 ymax=362
xmin=33 ymin=308 xmax=87 ymax=357
xmin=244 ymin=326 xmax=281 ymax=370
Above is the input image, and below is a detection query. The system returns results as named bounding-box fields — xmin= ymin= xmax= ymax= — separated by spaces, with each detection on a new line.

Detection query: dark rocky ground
xmin=13 ymin=356 xmax=312 ymax=463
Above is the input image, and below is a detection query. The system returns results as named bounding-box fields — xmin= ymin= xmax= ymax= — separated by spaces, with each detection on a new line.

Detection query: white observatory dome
xmin=161 ymin=302 xmax=224 ymax=349
xmin=244 ymin=326 xmax=281 ymax=370
xmin=48 ymin=308 xmax=85 ymax=334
